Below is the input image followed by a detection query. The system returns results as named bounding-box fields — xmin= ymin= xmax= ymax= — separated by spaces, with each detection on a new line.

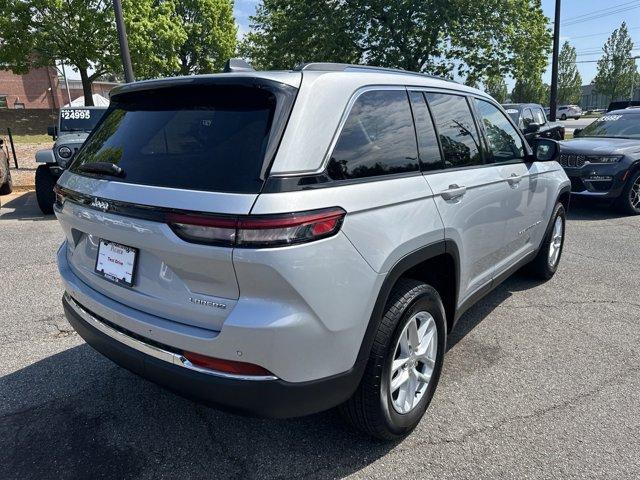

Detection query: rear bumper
xmin=63 ymin=293 xmax=361 ymax=418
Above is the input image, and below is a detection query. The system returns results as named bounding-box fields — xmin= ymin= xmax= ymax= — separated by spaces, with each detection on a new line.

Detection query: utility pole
xmin=60 ymin=60 xmax=72 ymax=105
xmin=549 ymin=0 xmax=561 ymax=121
xmin=113 ymin=0 xmax=135 ymax=83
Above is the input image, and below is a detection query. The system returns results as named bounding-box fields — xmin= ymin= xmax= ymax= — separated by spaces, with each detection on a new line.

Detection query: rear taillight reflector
xmin=183 ymin=351 xmax=273 ymax=376
xmin=167 ymin=207 xmax=346 ymax=248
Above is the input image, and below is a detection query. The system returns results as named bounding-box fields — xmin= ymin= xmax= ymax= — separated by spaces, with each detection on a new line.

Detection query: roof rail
xmin=293 ymin=62 xmax=456 ymax=83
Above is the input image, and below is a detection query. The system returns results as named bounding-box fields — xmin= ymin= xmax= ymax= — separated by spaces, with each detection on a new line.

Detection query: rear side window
xmin=71 ymin=85 xmax=282 ymax=194
xmin=425 ymin=93 xmax=482 ymax=168
xmin=522 ymin=108 xmax=534 ymax=126
xmin=408 ymin=91 xmax=443 ymax=171
xmin=475 ymin=99 xmax=525 ymax=163
xmin=327 ymin=90 xmax=419 ymax=181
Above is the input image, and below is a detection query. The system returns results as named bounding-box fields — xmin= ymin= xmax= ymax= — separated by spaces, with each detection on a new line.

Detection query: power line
xmin=561 ymin=0 xmax=638 ymax=23
xmin=567 ymin=26 xmax=640 ymax=40
xmin=560 ymin=2 xmax=640 ymax=27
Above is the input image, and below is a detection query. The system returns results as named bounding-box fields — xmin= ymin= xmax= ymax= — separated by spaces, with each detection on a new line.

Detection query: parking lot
xmin=1 ymin=191 xmax=639 ymax=479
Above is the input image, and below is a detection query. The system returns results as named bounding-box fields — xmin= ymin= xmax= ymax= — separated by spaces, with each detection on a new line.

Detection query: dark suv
xmin=503 ymin=103 xmax=564 ymax=141
xmin=560 ymin=109 xmax=640 ymax=214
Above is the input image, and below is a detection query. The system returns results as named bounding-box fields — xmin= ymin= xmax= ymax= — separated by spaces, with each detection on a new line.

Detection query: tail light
xmin=167 ymin=207 xmax=346 ymax=248
xmin=182 ymin=351 xmax=274 ymax=377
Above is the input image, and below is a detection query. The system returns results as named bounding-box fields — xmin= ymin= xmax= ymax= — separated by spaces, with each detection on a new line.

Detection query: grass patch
xmin=564 ymin=132 xmax=574 ymax=140
xmin=5 ymin=134 xmax=52 ymax=145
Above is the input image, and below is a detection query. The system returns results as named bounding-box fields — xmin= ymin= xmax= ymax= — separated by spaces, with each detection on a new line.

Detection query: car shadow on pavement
xmin=448 ymin=272 xmax=544 ymax=350
xmin=0 ymin=343 xmax=396 ymax=480
xmin=0 ymin=191 xmax=52 ymax=221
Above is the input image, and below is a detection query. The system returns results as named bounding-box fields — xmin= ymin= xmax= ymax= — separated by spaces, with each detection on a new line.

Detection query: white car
xmin=557 ymin=105 xmax=582 ymax=120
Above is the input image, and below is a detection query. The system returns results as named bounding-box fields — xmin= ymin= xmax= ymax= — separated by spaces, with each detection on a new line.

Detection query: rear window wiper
xmin=77 ymin=162 xmax=125 ymax=178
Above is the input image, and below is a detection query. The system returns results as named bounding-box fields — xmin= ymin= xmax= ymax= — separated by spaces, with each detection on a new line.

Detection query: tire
xmin=0 ymin=156 xmax=12 ymax=195
xmin=574 ymin=116 xmax=580 ymax=120
xmin=560 ymin=114 xmax=567 ymax=120
xmin=526 ymin=202 xmax=566 ymax=280
xmin=339 ymin=279 xmax=446 ymax=440
xmin=35 ymin=164 xmax=57 ymax=214
xmin=616 ymin=170 xmax=640 ymax=215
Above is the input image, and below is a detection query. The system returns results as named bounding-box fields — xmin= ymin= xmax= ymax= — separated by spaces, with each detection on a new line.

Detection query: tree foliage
xmin=484 ymin=76 xmax=508 ymax=103
xmin=0 ymin=0 xmax=119 ymax=106
xmin=557 ymin=41 xmax=582 ymax=105
xmin=124 ymin=0 xmax=237 ymax=78
xmin=593 ymin=22 xmax=638 ymax=101
xmin=511 ymin=76 xmax=548 ymax=105
xmin=240 ymin=0 xmax=551 ymax=81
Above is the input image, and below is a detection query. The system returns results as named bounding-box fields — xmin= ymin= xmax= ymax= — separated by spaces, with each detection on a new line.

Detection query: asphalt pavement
xmin=1 ymin=191 xmax=639 ymax=480
xmin=561 ymin=117 xmax=596 ymax=134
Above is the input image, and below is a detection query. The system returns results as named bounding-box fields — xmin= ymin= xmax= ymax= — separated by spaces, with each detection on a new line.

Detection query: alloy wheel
xmin=548 ymin=216 xmax=564 ymax=268
xmin=630 ymin=176 xmax=640 ymax=211
xmin=389 ymin=311 xmax=438 ymax=414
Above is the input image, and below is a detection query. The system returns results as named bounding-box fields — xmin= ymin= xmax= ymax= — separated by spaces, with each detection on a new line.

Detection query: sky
xmin=232 ymin=0 xmax=640 ymax=87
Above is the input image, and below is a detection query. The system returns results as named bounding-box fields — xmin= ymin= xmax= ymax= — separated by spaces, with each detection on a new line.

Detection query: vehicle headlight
xmin=58 ymin=146 xmax=73 ymax=159
xmin=585 ymin=155 xmax=623 ymax=164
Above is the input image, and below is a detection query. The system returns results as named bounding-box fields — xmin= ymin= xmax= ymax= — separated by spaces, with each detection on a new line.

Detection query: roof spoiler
xmin=223 ymin=58 xmax=255 ymax=73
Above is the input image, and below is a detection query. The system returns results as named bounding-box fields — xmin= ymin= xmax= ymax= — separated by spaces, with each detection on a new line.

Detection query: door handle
xmin=506 ymin=173 xmax=522 ymax=186
xmin=441 ymin=184 xmax=467 ymax=201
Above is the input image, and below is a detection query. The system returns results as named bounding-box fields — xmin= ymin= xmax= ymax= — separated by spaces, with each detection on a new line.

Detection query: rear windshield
xmin=71 ymin=85 xmax=281 ymax=193
xmin=60 ymin=109 xmax=106 ymax=133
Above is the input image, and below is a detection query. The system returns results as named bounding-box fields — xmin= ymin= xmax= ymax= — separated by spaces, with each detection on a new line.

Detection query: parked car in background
xmin=503 ymin=103 xmax=565 ymax=141
xmin=607 ymin=100 xmax=640 ymax=112
xmin=560 ymin=108 xmax=640 ymax=214
xmin=55 ymin=62 xmax=569 ymax=440
xmin=556 ymin=104 xmax=582 ymax=120
xmin=0 ymin=137 xmax=13 ymax=196
xmin=35 ymin=106 xmax=107 ymax=214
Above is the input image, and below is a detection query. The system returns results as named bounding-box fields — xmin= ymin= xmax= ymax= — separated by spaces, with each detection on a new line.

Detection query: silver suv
xmin=55 ymin=63 xmax=570 ymax=439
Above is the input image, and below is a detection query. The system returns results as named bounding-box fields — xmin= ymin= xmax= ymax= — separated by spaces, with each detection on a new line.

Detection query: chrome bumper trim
xmin=64 ymin=292 xmax=278 ymax=381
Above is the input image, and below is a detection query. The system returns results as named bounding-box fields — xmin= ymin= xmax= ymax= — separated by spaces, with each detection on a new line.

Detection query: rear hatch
xmin=55 ymin=75 xmax=299 ymax=331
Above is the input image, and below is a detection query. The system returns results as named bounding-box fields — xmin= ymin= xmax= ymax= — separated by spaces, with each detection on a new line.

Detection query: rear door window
xmin=425 ymin=93 xmax=483 ymax=168
xmin=71 ymin=85 xmax=284 ymax=194
xmin=327 ymin=89 xmax=419 ymax=181
xmin=522 ymin=108 xmax=534 ymax=127
xmin=533 ymin=108 xmax=546 ymax=125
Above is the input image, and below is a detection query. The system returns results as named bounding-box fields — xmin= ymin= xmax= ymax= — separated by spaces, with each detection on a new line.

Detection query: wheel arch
xmin=557 ymin=184 xmax=571 ymax=212
xmin=353 ymin=240 xmax=460 ymax=374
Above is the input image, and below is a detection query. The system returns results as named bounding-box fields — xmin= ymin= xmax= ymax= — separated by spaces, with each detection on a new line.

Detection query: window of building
xmin=0 ymin=96 xmax=8 ymax=109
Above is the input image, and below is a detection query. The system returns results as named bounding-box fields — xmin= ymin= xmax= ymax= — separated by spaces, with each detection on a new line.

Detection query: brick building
xmin=0 ymin=66 xmax=119 ymax=109
xmin=0 ymin=66 xmax=64 ymax=109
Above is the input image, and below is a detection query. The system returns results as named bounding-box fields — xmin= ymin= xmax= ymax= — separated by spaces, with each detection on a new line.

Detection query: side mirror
xmin=573 ymin=128 xmax=582 ymax=137
xmin=530 ymin=138 xmax=559 ymax=162
xmin=525 ymin=122 xmax=541 ymax=134
xmin=47 ymin=125 xmax=57 ymax=139
xmin=35 ymin=149 xmax=56 ymax=164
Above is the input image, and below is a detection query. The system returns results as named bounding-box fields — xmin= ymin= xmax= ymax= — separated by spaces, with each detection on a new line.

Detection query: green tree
xmin=240 ymin=0 xmax=551 ymax=81
xmin=484 ymin=76 xmax=508 ymax=103
xmin=593 ymin=22 xmax=638 ymax=102
xmin=0 ymin=0 xmax=119 ymax=106
xmin=557 ymin=41 xmax=582 ymax=104
xmin=511 ymin=76 xmax=547 ymax=105
xmin=124 ymin=0 xmax=237 ymax=78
